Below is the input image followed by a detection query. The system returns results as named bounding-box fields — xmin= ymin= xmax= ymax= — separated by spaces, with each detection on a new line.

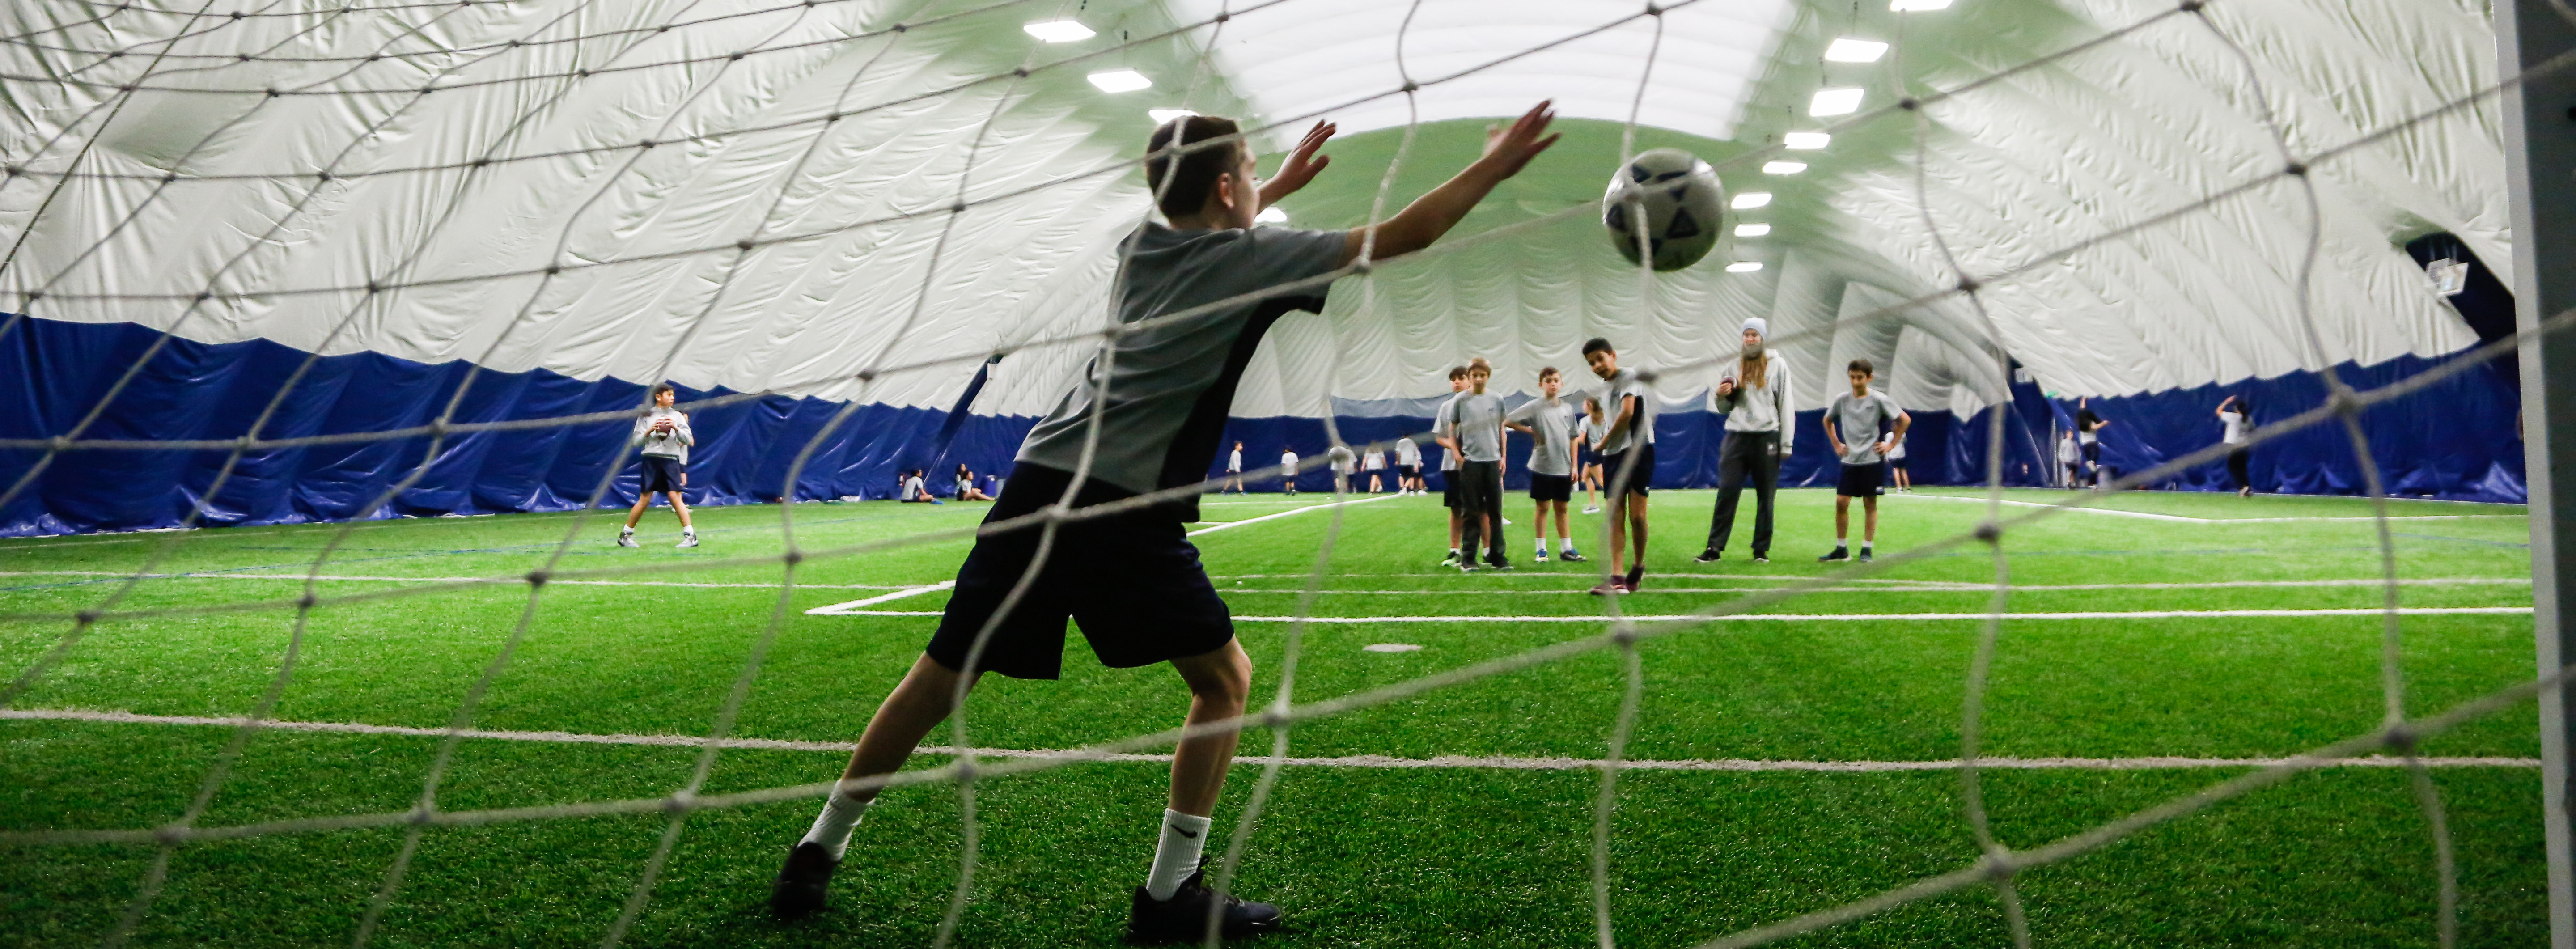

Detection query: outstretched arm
xmin=1339 ymin=102 xmax=1559 ymax=266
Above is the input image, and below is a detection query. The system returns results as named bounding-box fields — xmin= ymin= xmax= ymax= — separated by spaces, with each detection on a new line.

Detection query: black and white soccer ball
xmin=1602 ymin=148 xmax=1724 ymax=272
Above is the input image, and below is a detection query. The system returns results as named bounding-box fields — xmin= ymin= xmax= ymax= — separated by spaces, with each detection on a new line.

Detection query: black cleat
xmin=769 ymin=841 xmax=840 ymax=919
xmin=1559 ymin=550 xmax=1587 ymax=563
xmin=1693 ymin=548 xmax=1722 ymax=563
xmin=1485 ymin=558 xmax=1513 ymax=571
xmin=1818 ymin=548 xmax=1850 ymax=562
xmin=1127 ymin=864 xmax=1283 ymax=944
xmin=1623 ymin=565 xmax=1643 ymax=591
xmin=1857 ymin=549 xmax=1873 ymax=563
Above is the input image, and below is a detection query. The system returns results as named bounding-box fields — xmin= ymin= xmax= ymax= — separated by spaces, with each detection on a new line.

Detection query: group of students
xmin=2055 ymin=395 xmax=2256 ymax=496
xmin=1691 ymin=318 xmax=1914 ymax=564
xmin=894 ymin=464 xmax=998 ymax=504
xmin=1426 ymin=339 xmax=1657 ymax=596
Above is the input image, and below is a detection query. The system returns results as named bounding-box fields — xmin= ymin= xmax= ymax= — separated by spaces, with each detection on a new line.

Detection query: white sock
xmin=1145 ymin=809 xmax=1212 ymax=901
xmin=1835 ymin=540 xmax=1848 ymax=551
xmin=1861 ymin=541 xmax=1873 ymax=552
xmin=620 ymin=525 xmax=634 ymax=534
xmin=800 ymin=793 xmax=871 ymax=860
xmin=683 ymin=526 xmax=695 ymax=535
xmin=1562 ymin=538 xmax=1578 ymax=553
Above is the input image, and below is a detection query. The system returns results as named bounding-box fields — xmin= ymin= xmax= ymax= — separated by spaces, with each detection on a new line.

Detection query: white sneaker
xmin=617 ymin=532 xmax=639 ymax=548
xmin=1580 ymin=505 xmax=1601 ymax=515
xmin=676 ymin=534 xmax=699 ymax=548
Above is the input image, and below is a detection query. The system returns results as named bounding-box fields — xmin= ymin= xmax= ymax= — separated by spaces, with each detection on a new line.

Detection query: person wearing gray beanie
xmin=1697 ymin=318 xmax=1793 ymax=563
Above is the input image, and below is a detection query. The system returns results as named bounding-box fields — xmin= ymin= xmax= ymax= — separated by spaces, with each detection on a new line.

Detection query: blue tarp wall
xmin=0 ymin=315 xmax=2528 ymax=536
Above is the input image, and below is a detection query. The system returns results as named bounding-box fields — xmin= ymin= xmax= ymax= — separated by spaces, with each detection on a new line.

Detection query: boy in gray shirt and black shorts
xmin=1819 ymin=359 xmax=1909 ymax=563
xmin=770 ymin=104 xmax=1563 ymax=943
xmin=1446 ymin=358 xmax=1510 ymax=571
xmin=1506 ymin=366 xmax=1584 ymax=563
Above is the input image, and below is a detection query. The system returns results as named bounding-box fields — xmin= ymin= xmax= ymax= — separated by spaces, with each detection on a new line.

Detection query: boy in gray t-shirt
xmin=774 ymin=105 xmax=1564 ymax=940
xmin=1818 ymin=359 xmax=1910 ymax=563
xmin=1505 ymin=366 xmax=1585 ymax=563
xmin=1446 ymin=359 xmax=1510 ymax=570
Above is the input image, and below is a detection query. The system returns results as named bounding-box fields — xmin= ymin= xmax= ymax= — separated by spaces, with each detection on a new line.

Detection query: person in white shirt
xmin=619 ymin=384 xmax=698 ymax=548
xmin=901 ymin=469 xmax=943 ymax=504
xmin=1280 ymin=448 xmax=1299 ymax=496
xmin=1581 ymin=339 xmax=1654 ymax=594
xmin=1695 ymin=318 xmax=1791 ymax=564
xmin=1224 ymin=441 xmax=1246 ymax=495
xmin=1885 ymin=433 xmax=1910 ymax=493
xmin=1578 ymin=398 xmax=1607 ymax=514
xmin=2058 ymin=430 xmax=2083 ymax=489
xmin=1504 ymin=366 xmax=1585 ymax=563
xmin=1361 ymin=446 xmax=1386 ymax=493
xmin=1819 ymin=360 xmax=1908 ymax=563
xmin=1394 ymin=436 xmax=1423 ymax=495
xmin=2216 ymin=395 xmax=2253 ymax=498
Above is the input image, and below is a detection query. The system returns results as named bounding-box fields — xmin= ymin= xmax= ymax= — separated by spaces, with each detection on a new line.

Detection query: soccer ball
xmin=1602 ymin=148 xmax=1724 ymax=271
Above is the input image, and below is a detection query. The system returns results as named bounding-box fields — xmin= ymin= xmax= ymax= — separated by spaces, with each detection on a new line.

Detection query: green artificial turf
xmin=0 ymin=487 xmax=2547 ymax=947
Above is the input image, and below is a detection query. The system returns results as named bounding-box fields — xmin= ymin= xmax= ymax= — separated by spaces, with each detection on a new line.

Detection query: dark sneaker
xmin=1440 ymin=551 xmax=1461 ymax=568
xmin=1588 ymin=579 xmax=1624 ymax=596
xmin=1623 ymin=565 xmax=1643 ymax=591
xmin=1127 ymin=864 xmax=1283 ymax=944
xmin=1857 ymin=550 xmax=1873 ymax=563
xmin=1693 ymin=548 xmax=1722 ymax=563
xmin=1459 ymin=562 xmax=1479 ymax=573
xmin=1559 ymin=550 xmax=1586 ymax=563
xmin=1751 ymin=554 xmax=1770 ymax=564
xmin=769 ymin=842 xmax=839 ymax=919
xmin=1485 ymin=558 xmax=1513 ymax=571
xmin=1818 ymin=548 xmax=1850 ymax=562
xmin=616 ymin=532 xmax=639 ymax=548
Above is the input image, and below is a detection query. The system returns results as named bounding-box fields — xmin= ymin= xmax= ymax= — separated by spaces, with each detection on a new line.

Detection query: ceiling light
xmin=1148 ymin=108 xmax=1196 ymax=124
xmin=1727 ymin=262 xmax=1765 ymax=273
xmin=1824 ymin=38 xmax=1890 ymax=62
xmin=1783 ymin=131 xmax=1831 ymax=150
xmin=1256 ymin=206 xmax=1288 ymax=224
xmin=1731 ymin=192 xmax=1772 ymax=210
xmin=1735 ymin=224 xmax=1771 ymax=237
xmin=1762 ymin=161 xmax=1807 ymax=175
xmin=1890 ymin=0 xmax=1952 ymax=9
xmin=1809 ymin=88 xmax=1864 ymax=116
xmin=1023 ymin=19 xmax=1095 ymax=42
xmin=1087 ymin=69 xmax=1152 ymax=93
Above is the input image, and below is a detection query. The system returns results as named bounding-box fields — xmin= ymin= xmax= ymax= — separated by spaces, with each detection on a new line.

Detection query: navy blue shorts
xmin=1836 ymin=462 xmax=1885 ymax=497
xmin=640 ymin=456 xmax=685 ymax=494
xmin=1601 ymin=444 xmax=1653 ymax=496
xmin=926 ymin=464 xmax=1234 ymax=680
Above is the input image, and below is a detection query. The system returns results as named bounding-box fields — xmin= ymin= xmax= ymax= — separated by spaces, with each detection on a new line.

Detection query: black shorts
xmin=640 ymin=456 xmax=685 ymax=493
xmin=1399 ymin=464 xmax=1420 ymax=479
xmin=1442 ymin=471 xmax=1458 ymax=508
xmin=1600 ymin=444 xmax=1654 ymax=496
xmin=1530 ymin=473 xmax=1572 ymax=503
xmin=1836 ymin=461 xmax=1885 ymax=497
xmin=1888 ymin=456 xmax=1908 ymax=471
xmin=925 ymin=464 xmax=1233 ymax=680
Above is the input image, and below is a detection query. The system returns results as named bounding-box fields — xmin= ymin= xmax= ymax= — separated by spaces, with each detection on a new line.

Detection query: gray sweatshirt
xmin=1713 ymin=352 xmax=1793 ymax=452
xmin=631 ymin=408 xmax=695 ymax=462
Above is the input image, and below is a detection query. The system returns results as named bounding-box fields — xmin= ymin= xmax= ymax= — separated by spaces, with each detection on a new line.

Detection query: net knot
xmin=2284 ymin=161 xmax=2309 ymax=177
xmin=825 ymin=112 xmax=842 ymax=123
xmin=783 ymin=548 xmax=805 ymax=567
xmin=2326 ymin=389 xmax=2361 ymax=416
xmin=1402 ymin=81 xmax=1419 ymax=93
xmin=545 ymin=264 xmax=563 ymax=275
xmin=2 ymin=165 xmax=18 ymax=178
xmin=1974 ymin=521 xmax=2001 ymax=544
xmin=315 ymin=171 xmax=333 ymax=182
xmin=663 ymin=791 xmax=697 ymax=814
xmin=236 ymin=434 xmax=259 ymax=451
xmin=856 ymin=369 xmax=878 ymax=383
xmin=638 ymin=139 xmax=658 ymax=149
xmin=297 ymin=593 xmax=318 ymax=610
xmin=575 ymin=69 xmax=589 ymax=78
xmin=1260 ymin=708 xmax=1289 ymax=729
xmin=1634 ymin=369 xmax=1661 ymax=384
xmin=1350 ymin=258 xmax=1373 ymax=275
xmin=525 ymin=569 xmax=550 ymax=588
xmin=1214 ymin=11 xmax=1230 ymax=21
xmin=366 ymin=281 xmax=382 ymax=295
xmin=736 ymin=238 xmax=756 ymax=252
xmin=22 ymin=290 xmax=40 ymax=302
xmin=1644 ymin=2 xmax=1663 ymax=15
xmin=953 ymin=757 xmax=978 ymax=780
xmin=729 ymin=51 xmax=747 ymax=61
xmin=950 ymin=201 xmax=967 ymax=215
xmin=2177 ymin=0 xmax=2204 ymax=10
xmin=408 ymin=805 xmax=436 ymax=826
xmin=1013 ymin=68 xmax=1030 ymax=79
xmin=2381 ymin=723 xmax=2417 ymax=753
xmin=892 ymin=22 xmax=907 ymax=32
xmin=264 ymin=88 xmax=280 ymax=99
xmin=1612 ymin=623 xmax=1640 ymax=647
xmin=195 ymin=291 xmax=213 ymax=303
xmin=1899 ymin=97 xmax=1921 ymax=111
xmin=1981 ymin=848 xmax=2019 ymax=881
xmin=163 ymin=173 xmax=180 ymax=184
xmin=1957 ymin=276 xmax=1983 ymax=293
xmin=75 ymin=610 xmax=101 ymax=626
xmin=156 ymin=823 xmax=188 ymax=844
xmin=48 ymin=435 xmax=70 ymax=452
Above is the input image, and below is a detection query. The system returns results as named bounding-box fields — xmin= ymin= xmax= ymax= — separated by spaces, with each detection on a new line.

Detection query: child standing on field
xmin=1505 ymin=366 xmax=1584 ymax=563
xmin=619 ymin=383 xmax=697 ymax=549
xmin=1280 ymin=447 xmax=1300 ymax=495
xmin=1818 ymin=360 xmax=1908 ymax=563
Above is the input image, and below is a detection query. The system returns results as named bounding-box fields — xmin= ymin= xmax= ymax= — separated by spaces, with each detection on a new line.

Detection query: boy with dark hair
xmin=619 ymin=383 xmax=697 ymax=548
xmin=1582 ymin=339 xmax=1653 ymax=594
xmin=1224 ymin=441 xmax=1245 ymax=494
xmin=769 ymin=103 xmax=1560 ymax=942
xmin=1434 ymin=365 xmax=1471 ymax=566
xmin=1819 ymin=359 xmax=1909 ymax=563
xmin=1506 ymin=365 xmax=1583 ymax=563
xmin=1579 ymin=397 xmax=1606 ymax=514
xmin=2216 ymin=395 xmax=2252 ymax=498
xmin=1446 ymin=359 xmax=1510 ymax=571
xmin=2076 ymin=396 xmax=2110 ymax=490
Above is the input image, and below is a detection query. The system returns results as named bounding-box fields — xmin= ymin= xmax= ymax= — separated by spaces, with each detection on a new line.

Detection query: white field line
xmin=1185 ymin=491 xmax=1407 ymax=536
xmin=0 ymin=570 xmax=911 ymax=591
xmin=805 ymin=580 xmax=955 ymax=615
xmin=1894 ymin=493 xmax=2525 ymax=524
xmin=825 ymin=606 xmax=2537 ymax=622
xmin=1211 ymin=578 xmax=2534 ymax=595
xmin=0 ymin=708 xmax=2533 ymax=772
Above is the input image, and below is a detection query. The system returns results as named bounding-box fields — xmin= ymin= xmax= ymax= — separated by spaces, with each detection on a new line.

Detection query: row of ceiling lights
xmin=1729 ymin=0 xmax=1956 ymax=273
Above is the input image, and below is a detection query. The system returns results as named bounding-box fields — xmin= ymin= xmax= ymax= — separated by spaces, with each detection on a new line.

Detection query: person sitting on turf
xmin=900 ymin=469 xmax=942 ymax=504
xmin=1819 ymin=359 xmax=1908 ymax=563
xmin=618 ymin=383 xmax=697 ymax=549
xmin=768 ymin=103 xmax=1561 ymax=942
xmin=955 ymin=463 xmax=995 ymax=501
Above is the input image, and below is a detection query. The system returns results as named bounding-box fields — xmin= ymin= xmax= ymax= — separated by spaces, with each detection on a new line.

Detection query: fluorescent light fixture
xmin=1735 ymin=224 xmax=1771 ymax=237
xmin=1727 ymin=262 xmax=1765 ymax=273
xmin=1731 ymin=192 xmax=1772 ymax=210
xmin=1890 ymin=0 xmax=1952 ymax=9
xmin=1783 ymin=131 xmax=1831 ymax=150
xmin=1255 ymin=206 xmax=1288 ymax=224
xmin=1809 ymin=87 xmax=1864 ymax=116
xmin=1023 ymin=19 xmax=1094 ymax=42
xmin=1087 ymin=69 xmax=1152 ymax=93
xmin=1762 ymin=161 xmax=1807 ymax=175
xmin=1148 ymin=108 xmax=1196 ymax=124
xmin=1824 ymin=38 xmax=1890 ymax=62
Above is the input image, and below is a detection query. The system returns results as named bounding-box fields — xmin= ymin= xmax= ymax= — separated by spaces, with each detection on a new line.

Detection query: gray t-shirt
xmin=1433 ymin=394 xmax=1462 ymax=470
xmin=1396 ymin=437 xmax=1420 ymax=467
xmin=1449 ymin=392 xmax=1505 ymax=463
xmin=1508 ymin=397 xmax=1576 ymax=477
xmin=1828 ymin=388 xmax=1906 ymax=464
xmin=1015 ymin=224 xmax=1345 ymax=520
xmin=1593 ymin=368 xmax=1656 ymax=455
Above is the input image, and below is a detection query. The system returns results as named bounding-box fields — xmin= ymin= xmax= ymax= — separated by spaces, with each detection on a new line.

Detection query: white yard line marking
xmin=805 ymin=581 xmax=957 ymax=615
xmin=0 ymin=571 xmax=912 ymax=591
xmin=1895 ymin=494 xmax=2525 ymax=524
xmin=1185 ymin=492 xmax=1406 ymax=536
xmin=1 ymin=708 xmax=2532 ymax=771
xmin=1215 ymin=578 xmax=2533 ymax=594
xmin=824 ymin=606 xmax=2535 ymax=622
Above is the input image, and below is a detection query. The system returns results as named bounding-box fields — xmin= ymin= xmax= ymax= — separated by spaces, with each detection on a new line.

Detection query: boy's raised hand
xmin=1260 ymin=119 xmax=1336 ymax=207
xmin=1480 ymin=101 xmax=1560 ymax=179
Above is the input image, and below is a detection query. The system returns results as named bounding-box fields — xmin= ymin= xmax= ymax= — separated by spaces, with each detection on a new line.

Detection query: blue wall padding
xmin=0 ymin=317 xmax=2529 ymax=536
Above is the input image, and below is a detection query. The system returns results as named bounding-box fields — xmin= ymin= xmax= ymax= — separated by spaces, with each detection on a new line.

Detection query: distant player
xmin=1280 ymin=447 xmax=1300 ymax=495
xmin=767 ymin=103 xmax=1562 ymax=941
xmin=1818 ymin=359 xmax=1908 ymax=563
xmin=1395 ymin=435 xmax=1423 ymax=495
xmin=1435 ymin=365 xmax=1470 ymax=566
xmin=900 ymin=469 xmax=944 ymax=504
xmin=1695 ymin=318 xmax=1790 ymax=564
xmin=1505 ymin=366 xmax=1584 ymax=563
xmin=1885 ymin=434 xmax=1910 ymax=493
xmin=1579 ymin=397 xmax=1606 ymax=514
xmin=1446 ymin=358 xmax=1509 ymax=571
xmin=1225 ymin=441 xmax=1246 ymax=494
xmin=1582 ymin=339 xmax=1653 ymax=594
xmin=619 ymin=383 xmax=697 ymax=549
xmin=2217 ymin=395 xmax=2252 ymax=497
xmin=1362 ymin=445 xmax=1386 ymax=493
xmin=2058 ymin=429 xmax=2083 ymax=488
xmin=2076 ymin=396 xmax=2109 ymax=489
